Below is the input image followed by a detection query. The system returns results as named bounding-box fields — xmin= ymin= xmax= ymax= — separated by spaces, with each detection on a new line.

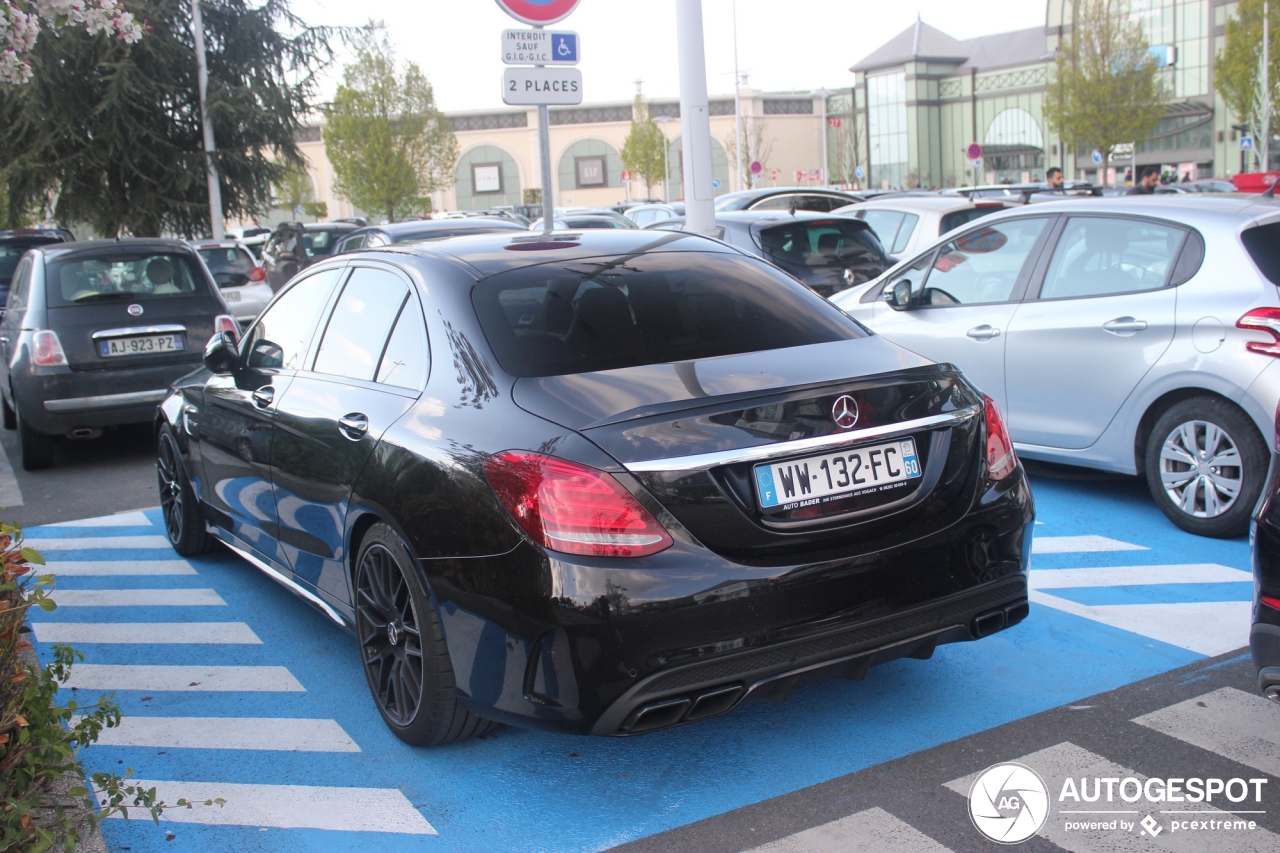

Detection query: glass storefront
xmin=867 ymin=70 xmax=909 ymax=189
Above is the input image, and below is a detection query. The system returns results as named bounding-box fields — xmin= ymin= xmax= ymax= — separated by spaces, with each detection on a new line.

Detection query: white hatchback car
xmin=833 ymin=196 xmax=1280 ymax=538
xmin=833 ymin=195 xmax=1011 ymax=260
xmin=190 ymin=241 xmax=273 ymax=323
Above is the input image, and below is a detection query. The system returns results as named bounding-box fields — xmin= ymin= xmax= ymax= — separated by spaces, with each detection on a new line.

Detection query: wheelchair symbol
xmin=557 ymin=38 xmax=571 ymax=56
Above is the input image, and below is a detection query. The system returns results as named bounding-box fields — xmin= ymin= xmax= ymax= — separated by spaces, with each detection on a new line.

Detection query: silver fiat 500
xmin=834 ymin=195 xmax=1280 ymax=538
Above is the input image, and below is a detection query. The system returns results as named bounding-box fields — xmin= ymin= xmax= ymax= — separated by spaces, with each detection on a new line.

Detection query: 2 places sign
xmin=503 ymin=67 xmax=583 ymax=105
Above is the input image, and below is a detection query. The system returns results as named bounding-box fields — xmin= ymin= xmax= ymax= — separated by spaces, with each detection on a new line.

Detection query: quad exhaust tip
xmin=622 ymin=684 xmax=745 ymax=733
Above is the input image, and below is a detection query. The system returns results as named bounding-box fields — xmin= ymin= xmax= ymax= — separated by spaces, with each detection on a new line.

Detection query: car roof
xmin=36 ymin=238 xmax=197 ymax=260
xmin=362 ymin=218 xmax=527 ymax=237
xmin=189 ymin=240 xmax=249 ymax=250
xmin=836 ymin=196 xmax=998 ymax=213
xmin=718 ymin=187 xmax=860 ymax=201
xmin=358 ymin=227 xmax=740 ymax=276
xmin=929 ymin=194 xmax=1280 ymax=236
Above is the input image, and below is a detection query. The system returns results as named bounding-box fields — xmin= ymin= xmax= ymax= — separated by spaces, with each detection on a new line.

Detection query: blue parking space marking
xmin=24 ymin=471 xmax=1249 ymax=852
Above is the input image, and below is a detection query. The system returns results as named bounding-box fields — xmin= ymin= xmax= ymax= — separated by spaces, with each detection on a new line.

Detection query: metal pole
xmin=732 ymin=0 xmax=743 ymax=191
xmin=191 ymin=0 xmax=224 ymax=239
xmin=816 ymin=89 xmax=829 ymax=186
xmin=1264 ymin=0 xmax=1272 ymax=172
xmin=675 ymin=0 xmax=715 ymax=234
xmin=657 ymin=116 xmax=671 ymax=202
xmin=535 ymin=26 xmax=555 ymax=234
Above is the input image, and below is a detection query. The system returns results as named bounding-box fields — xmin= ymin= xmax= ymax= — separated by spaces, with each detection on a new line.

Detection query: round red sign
xmin=495 ymin=0 xmax=581 ymax=26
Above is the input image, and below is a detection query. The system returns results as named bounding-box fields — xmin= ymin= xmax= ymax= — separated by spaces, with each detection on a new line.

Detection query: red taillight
xmin=247 ymin=266 xmax=266 ymax=283
xmin=984 ymin=394 xmax=1017 ymax=481
xmin=1238 ymin=307 xmax=1280 ymax=357
xmin=214 ymin=314 xmax=240 ymax=342
xmin=483 ymin=451 xmax=674 ymax=558
xmin=32 ymin=330 xmax=67 ymax=367
xmin=1262 ymin=596 xmax=1280 ymax=611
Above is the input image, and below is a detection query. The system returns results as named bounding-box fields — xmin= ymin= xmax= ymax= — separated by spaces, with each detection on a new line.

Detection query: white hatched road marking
xmin=51 ymin=588 xmax=225 ymax=607
xmin=63 ymin=665 xmax=304 ymax=692
xmin=32 ymin=622 xmax=260 ymax=645
xmin=1029 ymin=593 xmax=1249 ymax=656
xmin=81 ymin=717 xmax=360 ymax=752
xmin=1032 ymin=535 xmax=1148 ymax=554
xmin=744 ymin=806 xmax=953 ymax=853
xmin=946 ymin=741 xmax=1279 ymax=852
xmin=1030 ymin=564 xmax=1253 ymax=589
xmin=24 ymin=534 xmax=171 ymax=550
xmin=1133 ymin=687 xmax=1280 ymax=778
xmin=42 ymin=510 xmax=153 ymax=527
xmin=109 ymin=781 xmax=435 ymax=834
xmin=39 ymin=559 xmax=197 ymax=576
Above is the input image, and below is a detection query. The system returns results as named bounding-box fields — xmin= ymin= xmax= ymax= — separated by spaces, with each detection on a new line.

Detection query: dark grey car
xmin=0 ymin=239 xmax=236 ymax=470
xmin=332 ymin=218 xmax=528 ymax=254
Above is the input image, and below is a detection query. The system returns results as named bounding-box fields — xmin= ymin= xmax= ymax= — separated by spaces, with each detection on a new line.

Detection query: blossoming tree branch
xmin=1 ymin=0 xmax=142 ymax=83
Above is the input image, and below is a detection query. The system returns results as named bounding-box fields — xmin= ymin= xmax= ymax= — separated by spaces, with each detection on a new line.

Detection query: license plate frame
xmin=754 ymin=437 xmax=922 ymax=511
xmin=97 ymin=333 xmax=185 ymax=358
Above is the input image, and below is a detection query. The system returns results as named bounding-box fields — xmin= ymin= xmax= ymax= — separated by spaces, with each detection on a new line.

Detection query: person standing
xmin=1046 ymin=167 xmax=1065 ymax=190
xmin=1128 ymin=166 xmax=1160 ymax=195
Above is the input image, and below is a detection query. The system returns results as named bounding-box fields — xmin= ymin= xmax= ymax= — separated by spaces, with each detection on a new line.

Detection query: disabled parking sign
xmin=495 ymin=0 xmax=581 ymax=26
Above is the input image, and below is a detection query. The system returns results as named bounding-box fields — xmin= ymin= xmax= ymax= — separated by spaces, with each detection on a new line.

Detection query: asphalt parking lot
xmin=16 ymin=442 xmax=1270 ymax=853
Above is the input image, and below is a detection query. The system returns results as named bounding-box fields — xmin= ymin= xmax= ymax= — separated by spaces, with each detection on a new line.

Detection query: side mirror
xmin=885 ymin=279 xmax=913 ymax=310
xmin=203 ymin=330 xmax=240 ymax=374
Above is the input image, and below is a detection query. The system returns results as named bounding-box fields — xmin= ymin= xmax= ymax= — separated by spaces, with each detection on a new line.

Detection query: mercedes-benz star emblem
xmin=832 ymin=395 xmax=859 ymax=430
xmin=387 ymin=621 xmax=401 ymax=646
xmin=127 ymin=303 xmax=144 ymax=316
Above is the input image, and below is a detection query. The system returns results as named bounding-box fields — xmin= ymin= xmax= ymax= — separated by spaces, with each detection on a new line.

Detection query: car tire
xmin=1144 ymin=396 xmax=1267 ymax=538
xmin=3 ymin=392 xmax=15 ymax=431
xmin=16 ymin=404 xmax=53 ymax=471
xmin=354 ymin=523 xmax=497 ymax=746
xmin=156 ymin=424 xmax=214 ymax=556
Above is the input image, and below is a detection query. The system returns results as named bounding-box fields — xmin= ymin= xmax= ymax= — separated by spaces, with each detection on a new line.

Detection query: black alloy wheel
xmin=354 ymin=523 xmax=496 ymax=746
xmin=156 ymin=424 xmax=213 ymax=555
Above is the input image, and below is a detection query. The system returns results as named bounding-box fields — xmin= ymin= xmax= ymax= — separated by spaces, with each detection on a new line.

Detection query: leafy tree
xmin=1044 ymin=0 xmax=1165 ymax=186
xmin=323 ymin=25 xmax=457 ymax=223
xmin=1216 ymin=0 xmax=1279 ymax=170
xmin=620 ymin=96 xmax=667 ymax=197
xmin=0 ymin=0 xmax=141 ymax=84
xmin=273 ymin=161 xmax=328 ymax=220
xmin=0 ymin=0 xmax=338 ymax=237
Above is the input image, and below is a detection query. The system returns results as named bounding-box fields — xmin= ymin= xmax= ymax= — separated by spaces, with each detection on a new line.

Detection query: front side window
xmin=312 ymin=267 xmax=409 ymax=381
xmin=45 ymin=253 xmax=207 ymax=307
xmin=1039 ymin=217 xmax=1185 ymax=300
xmin=473 ymin=251 xmax=867 ymax=378
xmin=244 ymin=268 xmax=343 ymax=370
xmin=916 ymin=217 xmax=1049 ymax=306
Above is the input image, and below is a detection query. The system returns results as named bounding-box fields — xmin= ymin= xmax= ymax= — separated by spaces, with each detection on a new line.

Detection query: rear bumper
xmin=13 ymin=362 xmax=198 ymax=433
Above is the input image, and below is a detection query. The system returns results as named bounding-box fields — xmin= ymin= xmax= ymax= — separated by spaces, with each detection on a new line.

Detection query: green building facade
xmin=828 ymin=1 xmax=1272 ymax=190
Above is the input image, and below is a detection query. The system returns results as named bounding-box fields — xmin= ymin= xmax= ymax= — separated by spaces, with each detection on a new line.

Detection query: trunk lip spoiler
xmin=622 ymin=404 xmax=981 ymax=473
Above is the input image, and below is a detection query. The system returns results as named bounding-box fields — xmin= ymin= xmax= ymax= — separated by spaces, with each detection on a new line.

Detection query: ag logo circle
xmin=967 ymin=762 xmax=1049 ymax=844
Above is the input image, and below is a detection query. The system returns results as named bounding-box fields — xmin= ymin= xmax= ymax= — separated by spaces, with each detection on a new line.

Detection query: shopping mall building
xmin=288 ymin=0 xmax=1269 ymax=221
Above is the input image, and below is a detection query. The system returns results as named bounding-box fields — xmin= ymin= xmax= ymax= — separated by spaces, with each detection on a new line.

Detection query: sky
xmin=290 ymin=0 xmax=1048 ymax=112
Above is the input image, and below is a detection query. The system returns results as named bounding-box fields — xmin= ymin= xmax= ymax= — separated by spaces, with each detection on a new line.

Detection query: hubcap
xmin=355 ymin=544 xmax=423 ymax=726
xmin=156 ymin=434 xmax=184 ymax=543
xmin=1158 ymin=419 xmax=1243 ymax=519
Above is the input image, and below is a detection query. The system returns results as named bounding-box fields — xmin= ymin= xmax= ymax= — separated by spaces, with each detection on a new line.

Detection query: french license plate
xmin=98 ymin=334 xmax=184 ymax=358
xmin=754 ymin=438 xmax=922 ymax=509
xmin=223 ymin=290 xmax=241 ymax=301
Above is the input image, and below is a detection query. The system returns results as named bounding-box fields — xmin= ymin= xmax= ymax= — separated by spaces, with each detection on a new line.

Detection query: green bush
xmin=1 ymin=522 xmax=220 ymax=852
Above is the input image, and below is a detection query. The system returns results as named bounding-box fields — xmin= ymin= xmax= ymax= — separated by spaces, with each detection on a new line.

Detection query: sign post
xmin=497 ymin=0 xmax=582 ymax=234
xmin=966 ymin=142 xmax=982 ymax=187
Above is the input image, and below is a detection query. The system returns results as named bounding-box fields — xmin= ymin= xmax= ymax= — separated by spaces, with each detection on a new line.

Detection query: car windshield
xmin=563 ymin=217 xmax=634 ymax=229
xmin=473 ymin=251 xmax=866 ymax=378
xmin=303 ymin=230 xmax=342 ymax=257
xmin=714 ymin=194 xmax=754 ymax=211
xmin=757 ymin=220 xmax=887 ymax=268
xmin=46 ymin=253 xmax=206 ymax=306
xmin=0 ymin=239 xmax=59 ymax=287
xmin=197 ymin=247 xmax=255 ymax=286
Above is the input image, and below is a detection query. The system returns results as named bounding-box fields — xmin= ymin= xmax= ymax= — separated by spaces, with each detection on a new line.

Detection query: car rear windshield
xmin=197 ymin=247 xmax=255 ymax=286
xmin=472 ymin=251 xmax=866 ymax=378
xmin=1242 ymin=223 xmax=1280 ymax=286
xmin=757 ymin=220 xmax=887 ymax=268
xmin=939 ymin=206 xmax=1003 ymax=236
xmin=0 ymin=239 xmax=58 ymax=287
xmin=46 ymin=253 xmax=208 ymax=306
xmin=303 ymin=230 xmax=342 ymax=256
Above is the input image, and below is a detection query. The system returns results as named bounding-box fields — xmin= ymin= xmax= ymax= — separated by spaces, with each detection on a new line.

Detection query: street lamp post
xmin=732 ymin=0 xmax=744 ymax=191
xmin=656 ymin=115 xmax=672 ymax=202
xmin=674 ymin=0 xmax=715 ymax=234
xmin=812 ymin=87 xmax=830 ymax=187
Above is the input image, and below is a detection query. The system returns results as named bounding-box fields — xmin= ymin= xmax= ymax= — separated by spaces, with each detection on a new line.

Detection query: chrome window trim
xmin=91 ymin=324 xmax=187 ymax=340
xmin=622 ymin=404 xmax=981 ymax=473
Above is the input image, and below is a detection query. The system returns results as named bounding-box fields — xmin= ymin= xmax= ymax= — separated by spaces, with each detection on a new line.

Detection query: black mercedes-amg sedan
xmin=156 ymin=228 xmax=1033 ymax=745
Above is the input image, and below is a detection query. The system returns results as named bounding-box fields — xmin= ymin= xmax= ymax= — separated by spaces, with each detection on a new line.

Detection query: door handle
xmin=1103 ymin=317 xmax=1148 ymax=334
xmin=966 ymin=325 xmax=1001 ymax=341
xmin=338 ymin=413 xmax=369 ymax=441
xmin=251 ymin=386 xmax=274 ymax=409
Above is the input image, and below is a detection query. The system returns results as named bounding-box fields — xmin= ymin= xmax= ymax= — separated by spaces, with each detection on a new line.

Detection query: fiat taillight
xmin=32 ymin=330 xmax=67 ymax=367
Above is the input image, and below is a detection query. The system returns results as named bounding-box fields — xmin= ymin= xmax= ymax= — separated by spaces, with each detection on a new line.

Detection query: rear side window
xmin=0 ymin=240 xmax=54 ymax=287
xmin=45 ymin=253 xmax=207 ymax=306
xmin=758 ymin=220 xmax=887 ymax=269
xmin=302 ymin=230 xmax=342 ymax=257
xmin=313 ymin=267 xmax=409 ymax=381
xmin=473 ymin=252 xmax=866 ymax=378
xmin=376 ymin=303 xmax=428 ymax=390
xmin=1040 ymin=217 xmax=1184 ymax=300
xmin=1242 ymin=223 xmax=1280 ymax=286
xmin=939 ymin=207 xmax=1002 ymax=237
xmin=6 ymin=256 xmax=32 ymax=308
